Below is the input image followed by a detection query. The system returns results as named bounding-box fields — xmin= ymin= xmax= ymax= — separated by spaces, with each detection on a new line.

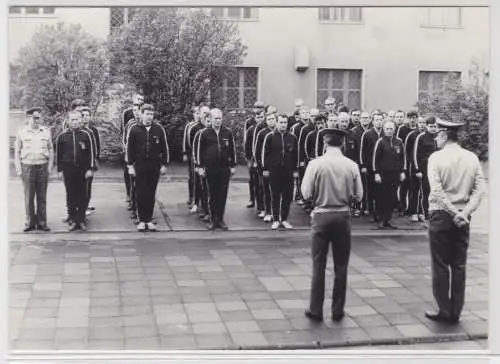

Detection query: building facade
xmin=9 ymin=6 xmax=490 ymax=114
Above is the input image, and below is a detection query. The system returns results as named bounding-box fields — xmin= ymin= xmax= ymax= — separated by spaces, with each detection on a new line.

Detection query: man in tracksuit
xmin=297 ymin=108 xmax=315 ymax=206
xmin=359 ymin=113 xmax=384 ymax=221
xmin=191 ymin=107 xmax=211 ymax=221
xmin=405 ymin=116 xmax=426 ymax=222
xmin=126 ymin=104 xmax=169 ymax=232
xmin=373 ymin=121 xmax=406 ymax=229
xmin=252 ymin=111 xmax=271 ymax=218
xmin=182 ymin=106 xmax=199 ymax=208
xmin=244 ymin=111 xmax=265 ymax=212
xmin=288 ymin=98 xmax=303 ymax=130
xmin=197 ymin=108 xmax=236 ymax=231
xmin=394 ymin=110 xmax=415 ymax=216
xmin=254 ymin=112 xmax=277 ymax=223
xmin=262 ymin=114 xmax=299 ymax=230
xmin=56 ymin=111 xmax=95 ymax=231
xmin=305 ymin=115 xmax=327 ymax=161
xmin=413 ymin=115 xmax=439 ymax=222
xmin=291 ymin=107 xmax=307 ymax=202
xmin=351 ymin=112 xmax=371 ymax=215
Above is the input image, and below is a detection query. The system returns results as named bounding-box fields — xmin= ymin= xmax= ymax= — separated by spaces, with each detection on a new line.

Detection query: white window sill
xmin=420 ymin=24 xmax=464 ymax=30
xmin=319 ymin=20 xmax=364 ymax=25
xmin=9 ymin=15 xmax=58 ymax=19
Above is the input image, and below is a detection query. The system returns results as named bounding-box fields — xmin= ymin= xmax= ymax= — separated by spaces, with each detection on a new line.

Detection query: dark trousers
xmin=262 ymin=173 xmax=272 ymax=216
xmin=187 ymin=157 xmax=194 ymax=203
xmin=255 ymin=166 xmax=264 ymax=211
xmin=86 ymin=176 xmax=94 ymax=206
xmin=129 ymin=175 xmax=137 ymax=212
xmin=206 ymin=167 xmax=231 ymax=225
xmin=408 ymin=168 xmax=421 ymax=216
xmin=62 ymin=165 xmax=89 ymax=225
xmin=376 ymin=171 xmax=400 ymax=223
xmin=429 ymin=210 xmax=470 ymax=318
xmin=193 ymin=170 xmax=202 ymax=207
xmin=367 ymin=170 xmax=378 ymax=217
xmin=359 ymin=170 xmax=369 ymax=213
xmin=398 ymin=174 xmax=410 ymax=214
xmin=248 ymin=165 xmax=258 ymax=204
xmin=295 ymin=166 xmax=305 ymax=201
xmin=123 ymin=161 xmax=131 ymax=199
xmin=421 ymin=172 xmax=431 ymax=219
xmin=21 ymin=163 xmax=49 ymax=227
xmin=309 ymin=212 xmax=351 ymax=317
xmin=134 ymin=161 xmax=160 ymax=223
xmin=269 ymin=168 xmax=294 ymax=222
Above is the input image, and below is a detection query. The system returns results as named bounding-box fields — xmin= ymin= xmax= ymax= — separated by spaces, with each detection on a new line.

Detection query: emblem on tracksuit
xmin=80 ymin=141 xmax=86 ymax=150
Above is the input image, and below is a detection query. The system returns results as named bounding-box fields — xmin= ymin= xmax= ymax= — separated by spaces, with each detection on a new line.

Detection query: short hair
xmin=324 ymin=133 xmax=343 ymax=147
xmin=338 ymin=106 xmax=350 ymax=113
xmin=314 ymin=115 xmax=327 ymax=123
xmin=395 ymin=110 xmax=405 ymax=115
xmin=425 ymin=115 xmax=437 ymax=125
xmin=446 ymin=129 xmax=460 ymax=142
xmin=278 ymin=113 xmax=289 ymax=120
xmin=407 ymin=110 xmax=418 ymax=118
xmin=141 ymin=104 xmax=155 ymax=113
xmin=338 ymin=112 xmax=350 ymax=121
xmin=351 ymin=109 xmax=360 ymax=114
xmin=211 ymin=108 xmax=222 ymax=117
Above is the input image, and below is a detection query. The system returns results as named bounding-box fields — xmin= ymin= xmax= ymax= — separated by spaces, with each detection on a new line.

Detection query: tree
xmin=12 ymin=23 xmax=110 ymax=118
xmin=416 ymin=62 xmax=489 ymax=161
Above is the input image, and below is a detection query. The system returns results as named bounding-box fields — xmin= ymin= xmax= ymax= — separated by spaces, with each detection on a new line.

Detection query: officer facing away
xmin=301 ymin=128 xmax=363 ymax=323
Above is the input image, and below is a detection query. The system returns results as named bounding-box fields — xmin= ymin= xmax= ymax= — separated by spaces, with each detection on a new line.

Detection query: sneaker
xmin=271 ymin=221 xmax=280 ymax=230
xmin=219 ymin=221 xmax=229 ymax=231
xmin=203 ymin=215 xmax=211 ymax=223
xmin=88 ymin=205 xmax=95 ymax=211
xmin=418 ymin=214 xmax=425 ymax=222
xmin=281 ymin=221 xmax=294 ymax=229
xmin=258 ymin=211 xmax=266 ymax=218
xmin=147 ymin=222 xmax=157 ymax=232
xmin=85 ymin=209 xmax=92 ymax=216
xmin=263 ymin=215 xmax=272 ymax=222
xmin=80 ymin=222 xmax=87 ymax=231
xmin=411 ymin=214 xmax=419 ymax=222
xmin=191 ymin=205 xmax=198 ymax=213
xmin=137 ymin=222 xmax=146 ymax=232
xmin=246 ymin=201 xmax=255 ymax=208
xmin=297 ymin=199 xmax=305 ymax=206
xmin=68 ymin=223 xmax=80 ymax=232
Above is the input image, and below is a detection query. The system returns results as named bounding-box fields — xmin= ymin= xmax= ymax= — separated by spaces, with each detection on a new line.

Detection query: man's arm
xmin=14 ymin=133 xmax=22 ymax=175
xmin=413 ymin=133 xmax=423 ymax=173
xmin=301 ymin=161 xmax=317 ymax=201
xmin=92 ymin=126 xmax=101 ymax=159
xmin=372 ymin=139 xmax=382 ymax=173
xmin=427 ymin=155 xmax=461 ymax=217
xmin=159 ymin=125 xmax=170 ymax=166
xmin=47 ymin=130 xmax=54 ymax=172
xmin=126 ymin=126 xmax=135 ymax=166
xmin=261 ymin=132 xmax=271 ymax=171
xmin=462 ymin=157 xmax=486 ymax=217
xmin=352 ymin=165 xmax=363 ymax=203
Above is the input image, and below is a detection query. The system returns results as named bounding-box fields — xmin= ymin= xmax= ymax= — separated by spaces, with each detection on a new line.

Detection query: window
xmin=422 ymin=7 xmax=462 ymax=27
xmin=9 ymin=7 xmax=22 ymax=14
xmin=212 ymin=67 xmax=258 ymax=110
xmin=210 ymin=7 xmax=258 ymax=20
xmin=25 ymin=7 xmax=40 ymax=15
xmin=42 ymin=7 xmax=55 ymax=14
xmin=9 ymin=7 xmax=56 ymax=16
xmin=110 ymin=7 xmax=137 ymax=31
xmin=418 ymin=71 xmax=461 ymax=103
xmin=319 ymin=7 xmax=362 ymax=23
xmin=317 ymin=69 xmax=362 ymax=110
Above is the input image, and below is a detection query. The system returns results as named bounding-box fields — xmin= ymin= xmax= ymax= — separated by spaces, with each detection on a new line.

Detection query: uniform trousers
xmin=366 ymin=170 xmax=378 ymax=217
xmin=62 ymin=164 xmax=89 ymax=225
xmin=21 ymin=163 xmax=49 ymax=227
xmin=134 ymin=161 xmax=160 ymax=223
xmin=187 ymin=156 xmax=194 ymax=203
xmin=269 ymin=167 xmax=294 ymax=222
xmin=420 ymin=171 xmax=431 ymax=219
xmin=376 ymin=171 xmax=400 ymax=223
xmin=206 ymin=167 xmax=231 ymax=225
xmin=429 ymin=210 xmax=470 ymax=319
xmin=262 ymin=172 xmax=272 ymax=216
xmin=248 ymin=165 xmax=258 ymax=205
xmin=309 ymin=211 xmax=351 ymax=317
xmin=407 ymin=166 xmax=421 ymax=216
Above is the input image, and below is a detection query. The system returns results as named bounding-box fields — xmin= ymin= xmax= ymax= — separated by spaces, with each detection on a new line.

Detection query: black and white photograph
xmin=6 ymin=2 xmax=493 ymax=357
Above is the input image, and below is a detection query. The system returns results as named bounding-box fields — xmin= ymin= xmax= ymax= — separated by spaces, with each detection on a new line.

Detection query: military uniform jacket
xmin=198 ymin=127 xmax=237 ymax=169
xmin=413 ymin=131 xmax=438 ymax=174
xmin=360 ymin=127 xmax=384 ymax=170
xmin=56 ymin=129 xmax=95 ymax=172
xmin=126 ymin=123 xmax=170 ymax=166
xmin=372 ymin=136 xmax=406 ymax=173
xmin=262 ymin=131 xmax=298 ymax=172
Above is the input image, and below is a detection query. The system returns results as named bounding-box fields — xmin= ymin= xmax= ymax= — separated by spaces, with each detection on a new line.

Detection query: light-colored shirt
xmin=301 ymin=147 xmax=363 ymax=215
xmin=428 ymin=142 xmax=485 ymax=217
xmin=15 ymin=124 xmax=53 ymax=167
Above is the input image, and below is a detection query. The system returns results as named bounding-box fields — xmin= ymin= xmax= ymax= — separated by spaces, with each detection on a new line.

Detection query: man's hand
xmin=299 ymin=162 xmax=305 ymax=167
xmin=58 ymin=172 xmax=63 ymax=180
xmin=230 ymin=168 xmax=236 ymax=176
xmin=293 ymin=171 xmax=299 ymax=179
xmin=182 ymin=154 xmax=188 ymax=163
xmin=453 ymin=212 xmax=470 ymax=228
xmin=416 ymin=172 xmax=423 ymax=179
xmin=400 ymin=172 xmax=406 ymax=182
xmin=247 ymin=160 xmax=253 ymax=169
xmin=361 ymin=167 xmax=367 ymax=174
xmin=85 ymin=170 xmax=93 ymax=179
xmin=253 ymin=162 xmax=257 ymax=168
xmin=16 ymin=169 xmax=22 ymax=177
xmin=128 ymin=166 xmax=136 ymax=177
xmin=160 ymin=165 xmax=167 ymax=175
xmin=198 ymin=167 xmax=206 ymax=177
xmin=263 ymin=170 xmax=270 ymax=178
xmin=374 ymin=173 xmax=382 ymax=184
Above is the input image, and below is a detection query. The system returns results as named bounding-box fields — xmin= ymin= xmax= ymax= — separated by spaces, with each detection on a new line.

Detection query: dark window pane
xmin=211 ymin=7 xmax=223 ymax=17
xmin=110 ymin=7 xmax=125 ymax=29
xmin=42 ymin=7 xmax=55 ymax=14
xmin=331 ymin=70 xmax=345 ymax=89
xmin=319 ymin=7 xmax=330 ymax=20
xmin=419 ymin=72 xmax=429 ymax=91
xmin=317 ymin=91 xmax=329 ymax=109
xmin=331 ymin=91 xmax=345 ymax=105
xmin=317 ymin=70 xmax=329 ymax=90
xmin=348 ymin=91 xmax=361 ymax=110
xmin=227 ymin=7 xmax=241 ymax=18
xmin=348 ymin=71 xmax=362 ymax=89
xmin=244 ymin=89 xmax=257 ymax=109
xmin=242 ymin=68 xmax=258 ymax=88
xmin=431 ymin=73 xmax=446 ymax=91
xmin=9 ymin=7 xmax=22 ymax=14
xmin=226 ymin=88 xmax=239 ymax=109
xmin=25 ymin=7 xmax=40 ymax=15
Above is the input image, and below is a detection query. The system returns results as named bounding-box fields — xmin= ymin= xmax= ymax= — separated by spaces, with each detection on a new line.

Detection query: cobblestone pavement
xmin=9 ymin=231 xmax=488 ymax=351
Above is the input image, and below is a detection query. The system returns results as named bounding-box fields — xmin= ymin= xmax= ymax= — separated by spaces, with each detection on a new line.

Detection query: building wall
xmin=237 ymin=7 xmax=490 ymax=113
xmin=8 ymin=7 xmax=110 ymax=63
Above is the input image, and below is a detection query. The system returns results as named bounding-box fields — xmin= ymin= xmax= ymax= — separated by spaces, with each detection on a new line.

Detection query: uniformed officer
xmin=14 ymin=107 xmax=54 ymax=232
xmin=359 ymin=113 xmax=384 ymax=221
xmin=254 ymin=112 xmax=277 ymax=222
xmin=56 ymin=111 xmax=95 ymax=231
xmin=414 ymin=115 xmax=439 ymax=222
xmin=351 ymin=112 xmax=371 ymax=215
xmin=197 ymin=109 xmax=236 ymax=231
xmin=262 ymin=114 xmax=299 ymax=230
xmin=126 ymin=104 xmax=169 ymax=232
xmin=372 ymin=121 xmax=406 ymax=229
xmin=182 ymin=106 xmax=199 ymax=208
xmin=425 ymin=118 xmax=485 ymax=324
xmin=403 ymin=111 xmax=422 ymax=222
xmin=79 ymin=106 xmax=100 ymax=216
xmin=305 ymin=115 xmax=327 ymax=161
xmin=244 ymin=111 xmax=266 ymax=211
xmin=302 ymin=128 xmax=363 ymax=322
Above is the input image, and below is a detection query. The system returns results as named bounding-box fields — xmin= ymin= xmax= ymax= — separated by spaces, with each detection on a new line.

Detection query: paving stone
xmin=383 ymin=313 xmax=424 ymax=326
xmin=24 ymin=307 xmax=58 ymax=318
xmin=54 ymin=328 xmax=88 ymax=341
xmin=12 ymin=340 xmax=55 ymax=350
xmin=21 ymin=317 xmax=56 ymax=329
xmin=56 ymin=317 xmax=89 ymax=328
xmin=89 ymin=327 xmax=124 ymax=340
xmin=125 ymin=337 xmax=162 ymax=349
xmin=187 ymin=311 xmax=222 ymax=323
xmin=346 ymin=306 xmax=377 ymax=317
xmin=158 ymin=324 xmax=192 ymax=336
xmin=352 ymin=314 xmax=391 ymax=328
xmin=251 ymin=309 xmax=285 ymax=320
xmin=87 ymin=339 xmax=124 ymax=349
xmin=242 ymin=292 xmax=273 ymax=301
xmin=123 ymin=315 xmax=156 ymax=327
xmin=245 ymin=300 xmax=279 ymax=310
xmin=155 ymin=313 xmax=188 ymax=325
xmin=124 ymin=325 xmax=159 ymax=339
xmin=181 ymin=294 xmax=213 ymax=303
xmin=215 ymin=300 xmax=248 ymax=312
xmin=219 ymin=310 xmax=254 ymax=322
xmin=257 ymin=319 xmax=294 ymax=332
xmin=195 ymin=333 xmax=234 ymax=349
xmin=226 ymin=320 xmax=261 ymax=333
xmin=18 ymin=327 xmax=55 ymax=341
xmin=354 ymin=289 xmax=386 ymax=298
xmin=258 ymin=277 xmax=294 ymax=292
xmin=230 ymin=332 xmax=268 ymax=347
xmin=395 ymin=324 xmax=437 ymax=338
xmin=160 ymin=335 xmax=198 ymax=349
xmin=192 ymin=322 xmax=227 ymax=335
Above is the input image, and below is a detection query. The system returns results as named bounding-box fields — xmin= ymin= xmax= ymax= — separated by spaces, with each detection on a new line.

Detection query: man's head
xmin=133 ymin=94 xmax=144 ymax=106
xmin=314 ymin=115 xmax=327 ymax=130
xmin=253 ymin=101 xmax=265 ymax=115
xmin=255 ymin=111 xmax=265 ymax=124
xmin=434 ymin=118 xmax=463 ymax=149
xmin=394 ymin=110 xmax=405 ymax=126
xmin=373 ymin=114 xmax=384 ymax=129
xmin=266 ymin=113 xmax=277 ymax=130
xmin=132 ymin=104 xmax=142 ymax=119
xmin=277 ymin=114 xmax=288 ymax=133
xmin=80 ymin=106 xmax=91 ymax=126
xmin=310 ymin=108 xmax=320 ymax=121
xmin=68 ymin=111 xmax=82 ymax=130
xmin=360 ymin=112 xmax=371 ymax=128
xmin=141 ymin=104 xmax=155 ymax=126
xmin=351 ymin=109 xmax=361 ymax=125
xmin=327 ymin=114 xmax=338 ymax=129
xmin=407 ymin=110 xmax=418 ymax=127
xmin=200 ymin=106 xmax=211 ymax=126
xmin=338 ymin=112 xmax=350 ymax=130
xmin=323 ymin=129 xmax=345 ymax=148
xmin=417 ymin=117 xmax=427 ymax=132
xmin=324 ymin=97 xmax=336 ymax=113
xmin=425 ymin=115 xmax=438 ymax=134
xmin=383 ymin=120 xmax=396 ymax=137
xmin=294 ymin=98 xmax=304 ymax=112
xmin=300 ymin=107 xmax=310 ymax=122
xmin=26 ymin=107 xmax=42 ymax=128
xmin=386 ymin=110 xmax=396 ymax=122
xmin=266 ymin=105 xmax=278 ymax=116
xmin=210 ymin=109 xmax=223 ymax=129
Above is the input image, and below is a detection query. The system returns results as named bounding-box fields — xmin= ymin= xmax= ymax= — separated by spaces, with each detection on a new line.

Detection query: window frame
xmin=417 ymin=70 xmax=462 ymax=104
xmin=212 ymin=66 xmax=260 ymax=110
xmin=420 ymin=7 xmax=464 ymax=29
xmin=9 ymin=6 xmax=57 ymax=18
xmin=210 ymin=7 xmax=259 ymax=22
xmin=315 ymin=68 xmax=363 ymax=111
xmin=318 ymin=7 xmax=364 ymax=25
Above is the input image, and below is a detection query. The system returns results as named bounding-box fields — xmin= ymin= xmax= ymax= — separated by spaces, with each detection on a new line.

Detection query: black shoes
xmin=23 ymin=225 xmax=36 ymax=232
xmin=246 ymin=202 xmax=255 ymax=208
xmin=219 ymin=221 xmax=229 ymax=231
xmin=207 ymin=223 xmax=216 ymax=231
xmin=37 ymin=225 xmax=51 ymax=232
xmin=304 ymin=310 xmax=323 ymax=322
xmin=425 ymin=310 xmax=459 ymax=324
xmin=68 ymin=223 xmax=80 ymax=232
xmin=331 ymin=312 xmax=345 ymax=322
xmin=384 ymin=221 xmax=398 ymax=230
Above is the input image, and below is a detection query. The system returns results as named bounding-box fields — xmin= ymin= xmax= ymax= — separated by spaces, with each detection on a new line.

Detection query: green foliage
xmin=416 ymin=63 xmax=489 ymax=161
xmin=12 ymin=23 xmax=110 ymax=115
